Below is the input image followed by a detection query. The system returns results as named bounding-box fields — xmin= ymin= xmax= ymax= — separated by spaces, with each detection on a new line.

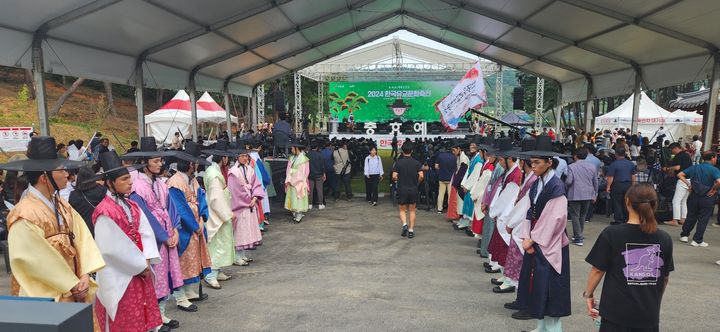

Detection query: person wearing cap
xmin=91 ymin=151 xmax=163 ymax=332
xmin=201 ymin=140 xmax=237 ymax=289
xmin=123 ymin=137 xmax=186 ymax=325
xmin=457 ymin=140 xmax=482 ymax=231
xmin=166 ymin=142 xmax=213 ymax=310
xmin=3 ymin=136 xmax=105 ymax=306
xmin=486 ymin=138 xmax=523 ymax=290
xmin=447 ymin=141 xmax=469 ymax=223
xmin=285 ymin=143 xmax=310 ymax=222
xmin=501 ymin=141 xmax=538 ymax=310
xmin=512 ymin=136 xmax=571 ymax=330
xmin=228 ymin=147 xmax=264 ymax=263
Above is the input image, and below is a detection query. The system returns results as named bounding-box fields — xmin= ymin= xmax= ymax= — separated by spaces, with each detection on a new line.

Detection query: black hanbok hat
xmin=201 ymin=139 xmax=235 ymax=158
xmin=0 ymin=136 xmax=86 ymax=171
xmin=477 ymin=135 xmax=496 ymax=151
xmin=507 ymin=136 xmax=537 ymax=159
xmin=493 ymin=137 xmax=520 ymax=158
xmin=518 ymin=135 xmax=570 ymax=158
xmin=122 ymin=136 xmax=171 ymax=159
xmin=174 ymin=141 xmax=211 ymax=166
xmin=92 ymin=151 xmax=144 ymax=182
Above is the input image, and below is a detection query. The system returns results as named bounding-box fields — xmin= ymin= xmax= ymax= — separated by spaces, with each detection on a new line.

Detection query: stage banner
xmin=0 ymin=127 xmax=33 ymax=152
xmin=436 ymin=61 xmax=487 ymax=130
xmin=327 ymin=81 xmax=457 ymax=122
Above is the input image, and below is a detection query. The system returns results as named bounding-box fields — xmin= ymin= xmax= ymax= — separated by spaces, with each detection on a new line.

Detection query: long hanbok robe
xmin=479 ymin=164 xmax=504 ymax=257
xmin=93 ymin=193 xmax=161 ymax=332
xmin=447 ymin=152 xmax=469 ymax=221
xmin=459 ymin=153 xmax=483 ymax=227
xmin=204 ymin=162 xmax=236 ymax=267
xmin=469 ymin=162 xmax=495 ymax=234
xmin=488 ymin=164 xmax=522 ymax=267
xmin=228 ymin=163 xmax=264 ymax=249
xmin=7 ymin=186 xmax=105 ymax=302
xmin=284 ymin=152 xmax=310 ymax=213
xmin=502 ymin=173 xmax=537 ymax=282
xmin=517 ymin=171 xmax=571 ymax=319
xmin=250 ymin=151 xmax=272 ymax=214
xmin=167 ymin=172 xmax=212 ymax=284
xmin=130 ymin=171 xmax=183 ymax=300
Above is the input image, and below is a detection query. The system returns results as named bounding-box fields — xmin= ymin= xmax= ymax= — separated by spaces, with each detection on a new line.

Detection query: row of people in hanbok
xmin=445 ymin=135 xmax=571 ymax=332
xmin=2 ymin=135 xmax=275 ymax=332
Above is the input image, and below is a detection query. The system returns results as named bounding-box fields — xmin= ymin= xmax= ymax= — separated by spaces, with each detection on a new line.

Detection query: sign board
xmin=0 ymin=127 xmax=33 ymax=152
xmin=327 ymin=81 xmax=458 ymax=122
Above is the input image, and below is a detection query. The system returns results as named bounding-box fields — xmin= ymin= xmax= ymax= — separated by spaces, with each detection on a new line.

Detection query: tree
xmin=49 ymin=77 xmax=85 ymax=116
xmin=104 ymin=82 xmax=117 ymax=116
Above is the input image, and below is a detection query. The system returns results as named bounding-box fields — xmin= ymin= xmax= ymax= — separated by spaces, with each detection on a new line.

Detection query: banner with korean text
xmin=436 ymin=61 xmax=487 ymax=130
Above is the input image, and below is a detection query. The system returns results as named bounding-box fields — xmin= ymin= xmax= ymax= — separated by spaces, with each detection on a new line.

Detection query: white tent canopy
xmin=596 ymin=92 xmax=701 ymax=142
xmin=145 ymin=90 xmax=237 ymax=143
xmin=0 ymin=0 xmax=718 ymax=101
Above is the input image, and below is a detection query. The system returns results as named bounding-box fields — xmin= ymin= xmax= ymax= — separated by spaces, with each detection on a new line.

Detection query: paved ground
xmin=2 ymin=198 xmax=720 ymax=331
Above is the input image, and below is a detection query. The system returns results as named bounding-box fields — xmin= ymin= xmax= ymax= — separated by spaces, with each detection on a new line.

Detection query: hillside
xmin=0 ymin=69 xmax=159 ymax=162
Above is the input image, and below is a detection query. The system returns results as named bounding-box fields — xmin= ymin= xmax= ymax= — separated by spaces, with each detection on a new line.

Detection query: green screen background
xmin=328 ymin=81 xmax=457 ymax=122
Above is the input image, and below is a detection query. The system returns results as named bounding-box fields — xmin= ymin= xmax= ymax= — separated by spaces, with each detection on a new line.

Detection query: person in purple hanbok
xmin=227 ymin=148 xmax=264 ymax=265
xmin=124 ymin=136 xmax=185 ymax=330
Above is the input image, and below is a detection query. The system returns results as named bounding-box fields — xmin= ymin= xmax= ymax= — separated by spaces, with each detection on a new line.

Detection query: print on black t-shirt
xmin=623 ymin=243 xmax=665 ymax=286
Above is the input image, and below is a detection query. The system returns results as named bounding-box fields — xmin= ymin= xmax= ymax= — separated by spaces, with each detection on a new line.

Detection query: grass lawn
xmin=349 ymin=149 xmax=394 ymax=193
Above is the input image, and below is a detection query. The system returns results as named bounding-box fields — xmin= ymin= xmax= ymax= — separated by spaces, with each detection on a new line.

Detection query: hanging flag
xmin=436 ymin=61 xmax=488 ymax=130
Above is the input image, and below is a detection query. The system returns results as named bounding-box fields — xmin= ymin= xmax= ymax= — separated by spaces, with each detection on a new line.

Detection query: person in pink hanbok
xmin=227 ymin=147 xmax=264 ymax=265
xmin=125 ymin=136 xmax=185 ymax=330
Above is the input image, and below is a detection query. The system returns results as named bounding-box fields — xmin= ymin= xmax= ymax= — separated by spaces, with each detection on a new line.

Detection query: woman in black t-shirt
xmin=584 ymin=183 xmax=674 ymax=332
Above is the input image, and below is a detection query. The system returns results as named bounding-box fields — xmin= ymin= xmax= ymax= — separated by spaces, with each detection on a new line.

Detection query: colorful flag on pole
xmin=436 ymin=61 xmax=488 ymax=130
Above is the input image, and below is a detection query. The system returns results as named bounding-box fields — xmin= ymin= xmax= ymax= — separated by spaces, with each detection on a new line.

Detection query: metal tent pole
xmin=188 ymin=75 xmax=198 ymax=141
xmin=223 ymin=82 xmax=232 ymax=140
xmin=134 ymin=59 xmax=145 ymax=138
xmin=585 ymin=78 xmax=594 ymax=133
xmin=703 ymin=55 xmax=720 ymax=149
xmin=555 ymin=84 xmax=562 ymax=135
xmin=32 ymin=32 xmax=50 ymax=135
xmin=630 ymin=69 xmax=642 ymax=135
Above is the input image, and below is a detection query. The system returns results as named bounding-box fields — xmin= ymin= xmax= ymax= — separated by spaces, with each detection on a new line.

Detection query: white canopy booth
xmin=596 ymin=92 xmax=702 ymax=142
xmin=145 ymin=90 xmax=237 ymax=144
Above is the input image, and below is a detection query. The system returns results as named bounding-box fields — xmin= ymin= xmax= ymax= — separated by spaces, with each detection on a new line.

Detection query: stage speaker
xmin=513 ymin=87 xmax=525 ymax=110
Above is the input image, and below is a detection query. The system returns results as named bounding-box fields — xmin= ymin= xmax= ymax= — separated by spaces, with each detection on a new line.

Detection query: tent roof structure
xmin=1 ymin=0 xmax=719 ymax=101
xmin=596 ymin=91 xmax=674 ymax=124
xmin=299 ymin=36 xmax=492 ymax=82
xmin=146 ymin=90 xmax=237 ymax=124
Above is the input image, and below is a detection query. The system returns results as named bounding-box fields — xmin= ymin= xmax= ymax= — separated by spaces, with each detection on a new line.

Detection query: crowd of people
xmin=0 ymin=133 xmax=312 ymax=332
xmin=0 ymin=121 xmax=717 ymax=331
